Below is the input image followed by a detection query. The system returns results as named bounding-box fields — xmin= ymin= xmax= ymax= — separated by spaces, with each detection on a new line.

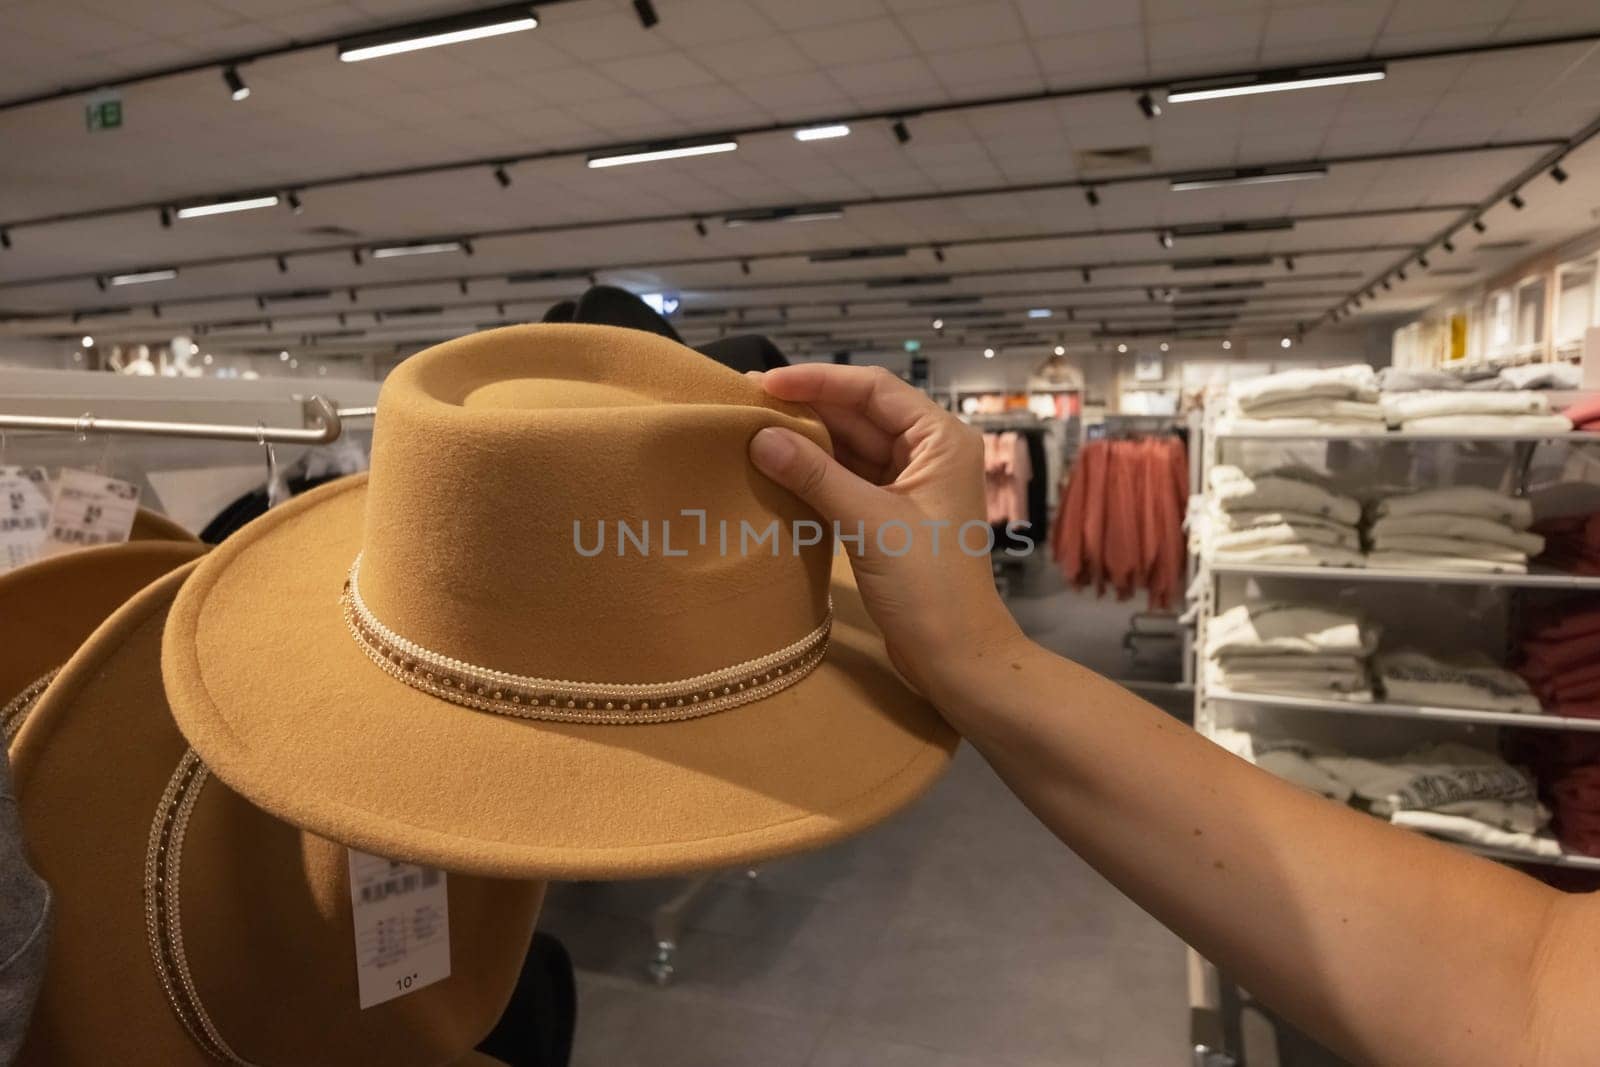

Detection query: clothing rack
xmin=0 ymin=396 xmax=374 ymax=445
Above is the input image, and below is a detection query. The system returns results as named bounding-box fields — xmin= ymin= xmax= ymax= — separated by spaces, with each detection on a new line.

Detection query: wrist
xmin=916 ymin=626 xmax=1037 ymax=719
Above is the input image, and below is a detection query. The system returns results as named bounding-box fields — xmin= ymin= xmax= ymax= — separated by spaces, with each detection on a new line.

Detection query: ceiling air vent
xmin=1074 ymin=146 xmax=1153 ymax=172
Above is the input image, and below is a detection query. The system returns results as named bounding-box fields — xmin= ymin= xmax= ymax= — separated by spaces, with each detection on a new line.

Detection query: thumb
xmin=749 ymin=426 xmax=878 ymax=522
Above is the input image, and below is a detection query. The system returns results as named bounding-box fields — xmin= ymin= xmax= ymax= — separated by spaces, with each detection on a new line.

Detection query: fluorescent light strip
xmin=588 ymin=141 xmax=738 ymax=168
xmin=340 ymin=14 xmax=538 ymax=62
xmin=370 ymin=242 xmax=465 ymax=258
xmin=110 ymin=269 xmax=178 ymax=286
xmin=1170 ymin=168 xmax=1327 ymax=192
xmin=794 ymin=124 xmax=851 ymax=141
xmin=175 ymin=195 xmax=280 ymax=219
xmin=1168 ymin=68 xmax=1385 ymax=103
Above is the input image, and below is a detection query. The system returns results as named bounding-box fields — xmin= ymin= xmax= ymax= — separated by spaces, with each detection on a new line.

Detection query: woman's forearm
xmin=936 ymin=637 xmax=1577 ymax=1066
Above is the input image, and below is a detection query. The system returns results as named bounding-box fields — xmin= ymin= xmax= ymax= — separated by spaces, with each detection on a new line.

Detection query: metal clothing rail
xmin=0 ymin=395 xmax=369 ymax=444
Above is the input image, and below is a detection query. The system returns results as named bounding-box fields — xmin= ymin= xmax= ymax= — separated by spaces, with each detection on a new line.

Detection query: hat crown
xmin=358 ymin=324 xmax=832 ymax=685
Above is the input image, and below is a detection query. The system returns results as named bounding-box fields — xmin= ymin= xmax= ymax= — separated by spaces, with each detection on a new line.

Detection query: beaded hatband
xmin=144 ymin=748 xmax=256 ymax=1065
xmin=341 ymin=553 xmax=831 ymax=725
xmin=2 ymin=667 xmax=58 ymax=745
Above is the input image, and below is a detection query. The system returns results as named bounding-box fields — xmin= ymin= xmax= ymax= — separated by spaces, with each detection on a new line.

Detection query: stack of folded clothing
xmin=1374 ymin=649 xmax=1540 ymax=713
xmin=1205 ymin=601 xmax=1377 ymax=700
xmin=1518 ymin=602 xmax=1600 ymax=718
xmin=1562 ymin=395 xmax=1600 ymax=432
xmin=1375 ymin=367 xmax=1463 ymax=393
xmin=1211 ymin=729 xmax=1354 ymax=802
xmin=1377 ymin=390 xmax=1572 ymax=434
xmin=1532 ymin=512 xmax=1600 ymax=575
xmin=1508 ymin=733 xmax=1600 ymax=860
xmin=1366 ymin=487 xmax=1540 ymax=573
xmin=1217 ymin=364 xmax=1385 ymax=435
xmin=1202 ymin=465 xmax=1364 ymax=567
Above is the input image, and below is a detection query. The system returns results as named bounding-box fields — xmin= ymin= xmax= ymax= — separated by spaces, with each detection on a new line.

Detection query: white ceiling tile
xmin=691 ymin=35 xmax=816 ymax=80
xmin=1148 ymin=13 xmax=1267 ymax=63
xmin=1032 ymin=28 xmax=1147 ymax=81
xmin=824 ymin=56 xmax=946 ymax=102
xmin=651 ymin=0 xmax=778 ymax=46
xmin=899 ymin=1 xmax=1026 ymax=52
xmin=747 ymin=0 xmax=890 ymax=32
xmin=791 ymin=17 xmax=916 ymax=66
xmin=1012 ymin=0 xmax=1142 ymax=36
xmin=1383 ymin=0 xmax=1520 ymax=34
xmin=926 ymin=41 xmax=1043 ymax=92
xmin=597 ymin=52 xmax=717 ymax=93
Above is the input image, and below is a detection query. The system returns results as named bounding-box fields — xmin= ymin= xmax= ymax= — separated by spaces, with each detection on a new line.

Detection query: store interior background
xmin=8 ymin=0 xmax=1600 ymax=1064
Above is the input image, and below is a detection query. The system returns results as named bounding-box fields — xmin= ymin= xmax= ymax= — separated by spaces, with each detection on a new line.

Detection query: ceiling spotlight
xmin=1472 ymin=218 xmax=1487 ymax=234
xmin=633 ymin=0 xmax=658 ymax=28
xmin=932 ymin=245 xmax=945 ymax=262
xmin=932 ymin=318 xmax=944 ymax=329
xmin=494 ymin=165 xmax=512 ymax=188
xmin=794 ymin=123 xmax=850 ymax=141
xmin=289 ymin=358 xmax=299 ymax=369
xmin=1397 ymin=267 xmax=1408 ymax=281
xmin=81 ymin=335 xmax=94 ymax=348
xmin=1081 ymin=268 xmax=1092 ymax=284
xmin=351 ymin=249 xmax=364 ymax=265
xmin=1442 ymin=237 xmax=1455 ymax=253
xmin=287 ymin=190 xmax=303 ymax=214
xmin=740 ymin=259 xmax=750 ymax=275
xmin=1284 ymin=256 xmax=1296 ymax=272
xmin=348 ymin=288 xmax=358 ymax=302
xmin=279 ymin=350 xmax=290 ymax=361
xmin=339 ymin=5 xmax=541 ymax=62
xmin=94 ymin=277 xmax=107 ymax=291
xmin=1280 ymin=336 xmax=1293 ymax=349
xmin=983 ymin=347 xmax=995 ymax=359
xmin=151 ymin=303 xmax=162 ymax=318
xmin=1418 ymin=254 xmax=1430 ymax=269
xmin=1221 ymin=339 xmax=1232 ymax=350
xmin=1054 ymin=345 xmax=1065 ymax=356
xmin=459 ymin=278 xmax=469 ymax=295
xmin=891 ymin=118 xmax=911 ymax=144
xmin=693 ymin=218 xmax=707 ymax=236
xmin=1146 ymin=288 xmax=1157 ymax=302
xmin=1382 ymin=278 xmax=1392 ymax=291
xmin=202 ymin=353 xmax=213 ymax=366
xmin=223 ymin=65 xmax=250 ymax=101
xmin=1552 ymin=163 xmax=1569 ymax=184
xmin=276 ymin=255 xmax=288 ymax=273
xmin=1159 ymin=341 xmax=1170 ymax=352
xmin=159 ymin=207 xmax=172 ymax=228
xmin=1159 ymin=231 xmax=1174 ymax=249
xmin=1116 ymin=343 xmax=1128 ymax=354
xmin=0 ymin=228 xmax=9 ymax=249
xmin=1509 ymin=191 xmax=1526 ymax=210
xmin=1137 ymin=91 xmax=1161 ymax=119
xmin=1085 ymin=186 xmax=1100 ymax=207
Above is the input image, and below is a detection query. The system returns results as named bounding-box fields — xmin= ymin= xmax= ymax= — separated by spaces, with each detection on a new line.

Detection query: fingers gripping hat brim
xmin=161 ymin=477 xmax=957 ymax=880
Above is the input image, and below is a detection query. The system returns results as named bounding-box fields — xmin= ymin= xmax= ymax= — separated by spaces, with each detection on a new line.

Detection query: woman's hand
xmin=747 ymin=363 xmax=1027 ymax=709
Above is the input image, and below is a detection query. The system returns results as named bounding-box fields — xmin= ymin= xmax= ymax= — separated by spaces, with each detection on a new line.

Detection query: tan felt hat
xmin=132 ymin=506 xmax=200 ymax=543
xmin=11 ymin=563 xmax=545 ymax=1066
xmin=1 ymin=539 xmax=207 ymax=745
xmin=162 ymin=324 xmax=957 ymax=880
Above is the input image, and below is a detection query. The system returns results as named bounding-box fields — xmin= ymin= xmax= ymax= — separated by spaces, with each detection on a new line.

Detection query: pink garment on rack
xmin=982 ymin=431 xmax=1032 ymax=525
xmin=1562 ymin=395 xmax=1600 ymax=431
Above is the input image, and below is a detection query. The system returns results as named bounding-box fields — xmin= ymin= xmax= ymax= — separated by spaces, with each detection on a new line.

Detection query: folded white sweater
xmin=1207 ymin=507 xmax=1355 ymax=537
xmin=1366 ymin=551 xmax=1528 ymax=574
xmin=1368 ymin=514 xmax=1544 ymax=555
xmin=1233 ymin=397 xmax=1387 ymax=421
xmin=1215 ymin=416 xmax=1389 ymax=437
xmin=1366 ymin=534 xmax=1528 ymax=565
xmin=1206 ymin=601 xmax=1377 ymax=659
xmin=1211 ymin=523 xmax=1359 ymax=552
xmin=1380 ymin=390 xmax=1550 ymax=424
xmin=1376 ymin=649 xmax=1540 ymax=714
xmin=1210 ymin=542 xmax=1368 ymax=568
xmin=1210 ymin=466 xmax=1362 ymax=525
xmin=1229 ymin=364 xmax=1378 ymax=412
xmin=1373 ymin=487 xmax=1532 ymax=528
xmin=1390 ymin=810 xmax=1561 ymax=859
xmin=1401 ymin=414 xmax=1573 ymax=435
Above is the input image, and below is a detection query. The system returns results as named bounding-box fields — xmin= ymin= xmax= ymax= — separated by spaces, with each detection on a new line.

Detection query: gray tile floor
xmin=537 ymin=568 xmax=1196 ymax=1066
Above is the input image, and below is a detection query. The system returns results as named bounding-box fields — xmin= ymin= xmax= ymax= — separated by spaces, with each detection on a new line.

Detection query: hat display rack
xmin=0 ymin=394 xmax=372 ymax=445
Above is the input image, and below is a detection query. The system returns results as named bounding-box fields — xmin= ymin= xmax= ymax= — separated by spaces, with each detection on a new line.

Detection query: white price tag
xmin=347 ymin=849 xmax=450 ymax=1009
xmin=40 ymin=468 xmax=140 ymax=557
xmin=0 ymin=466 xmax=52 ymax=572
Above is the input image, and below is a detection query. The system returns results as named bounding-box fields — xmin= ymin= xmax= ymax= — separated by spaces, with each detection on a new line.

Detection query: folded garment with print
xmin=1311 ymin=742 xmax=1543 ymax=824
xmin=1210 ymin=542 xmax=1367 ymax=568
xmin=1232 ymin=397 xmax=1387 ymax=421
xmin=1210 ymin=523 xmax=1359 ymax=552
xmin=1366 ymin=534 xmax=1528 ymax=565
xmin=1368 ymin=514 xmax=1544 ymax=555
xmin=1229 ymin=364 xmax=1378 ymax=412
xmin=1211 ymin=729 xmax=1355 ymax=801
xmin=1373 ymin=486 xmax=1532 ymax=528
xmin=1377 ymin=368 xmax=1464 ymax=393
xmin=1398 ymin=414 xmax=1574 ymax=435
xmin=1376 ymin=649 xmax=1540 ymax=714
xmin=1206 ymin=601 xmax=1377 ymax=658
xmin=1208 ymin=664 xmax=1373 ymax=701
xmin=1214 ymin=416 xmax=1390 ymax=437
xmin=1209 ymin=466 xmax=1361 ymax=525
xmin=1366 ymin=551 xmax=1528 ymax=574
xmin=1390 ymin=810 xmax=1563 ymax=859
xmin=1380 ymin=390 xmax=1550 ymax=425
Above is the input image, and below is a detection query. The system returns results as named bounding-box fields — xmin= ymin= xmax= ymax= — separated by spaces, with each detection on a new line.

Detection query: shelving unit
xmin=1214 ymin=429 xmax=1600 ymax=443
xmin=1207 ymin=688 xmax=1600 ymax=732
xmin=1209 ymin=560 xmax=1600 ymax=589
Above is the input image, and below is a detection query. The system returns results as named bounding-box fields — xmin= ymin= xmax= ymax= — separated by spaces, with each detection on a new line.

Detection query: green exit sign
xmin=86 ymin=92 xmax=123 ymax=132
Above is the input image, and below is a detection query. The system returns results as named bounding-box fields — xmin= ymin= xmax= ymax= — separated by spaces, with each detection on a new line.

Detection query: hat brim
xmin=163 ymin=476 xmax=957 ymax=880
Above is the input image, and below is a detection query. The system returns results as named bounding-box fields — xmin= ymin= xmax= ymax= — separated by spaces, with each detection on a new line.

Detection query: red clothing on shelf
xmin=1561 ymin=395 xmax=1600 ymax=431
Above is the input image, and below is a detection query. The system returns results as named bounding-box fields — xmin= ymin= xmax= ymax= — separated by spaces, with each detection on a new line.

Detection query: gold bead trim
xmin=341 ymin=553 xmax=831 ymax=725
xmin=2 ymin=667 xmax=58 ymax=746
xmin=144 ymin=748 xmax=257 ymax=1066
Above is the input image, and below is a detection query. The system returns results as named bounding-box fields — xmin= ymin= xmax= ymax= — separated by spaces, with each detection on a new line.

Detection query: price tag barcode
xmin=347 ymin=849 xmax=450 ymax=1009
xmin=40 ymin=468 xmax=139 ymax=558
xmin=0 ymin=466 xmax=52 ymax=573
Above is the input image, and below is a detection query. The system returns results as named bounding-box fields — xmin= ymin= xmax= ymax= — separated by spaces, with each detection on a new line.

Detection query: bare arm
xmin=748 ymin=363 xmax=1600 ymax=1067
